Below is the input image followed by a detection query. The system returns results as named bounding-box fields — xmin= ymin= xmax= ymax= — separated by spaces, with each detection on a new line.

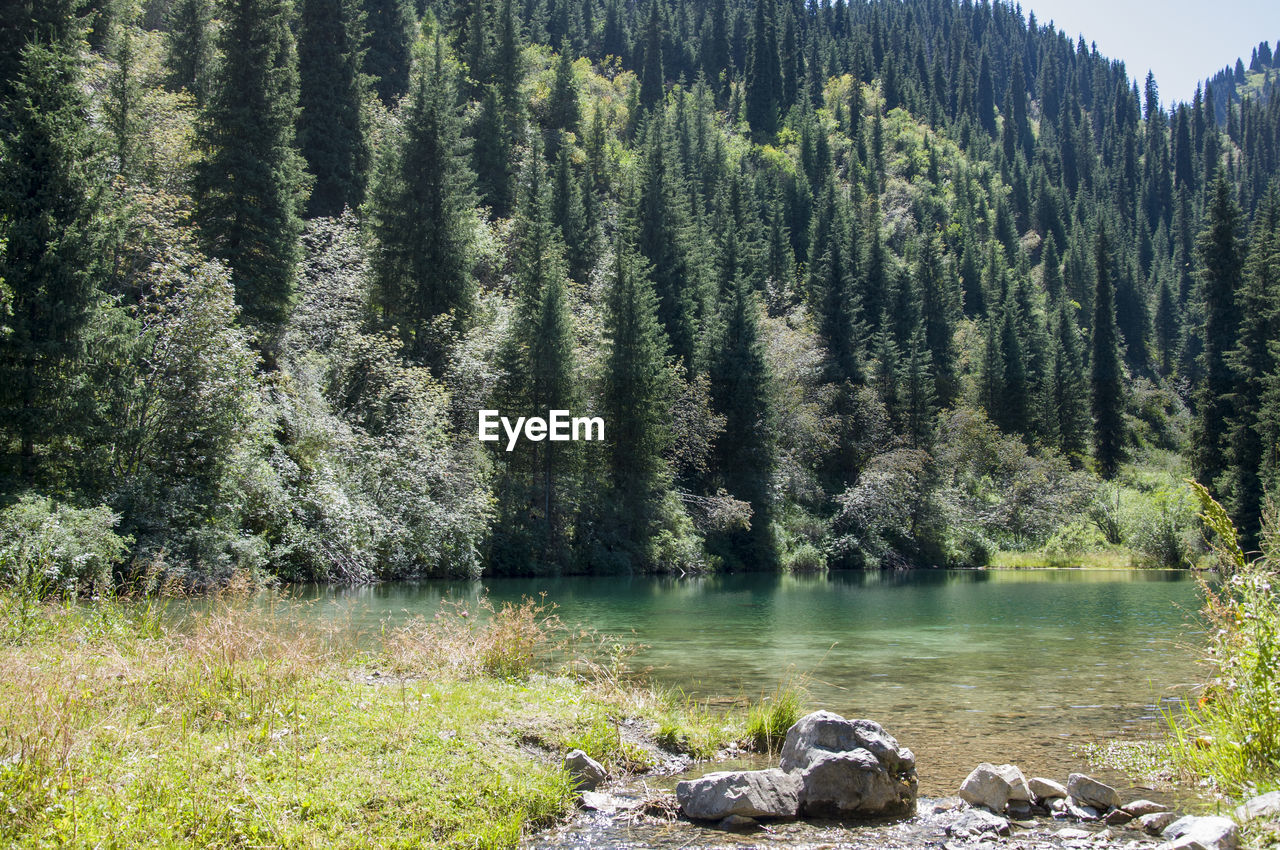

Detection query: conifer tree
xmin=1225 ymin=185 xmax=1280 ymax=549
xmin=600 ymin=237 xmax=674 ymax=562
xmin=1091 ymin=226 xmax=1127 ymax=479
xmin=546 ymin=40 xmax=580 ymax=151
xmin=744 ymin=0 xmax=780 ymax=139
xmin=165 ymin=0 xmax=214 ymax=106
xmin=1192 ymin=175 xmax=1244 ymax=492
xmin=0 ymin=34 xmax=109 ymax=487
xmin=363 ymin=0 xmax=413 ymax=105
xmin=196 ymin=0 xmax=308 ymax=335
xmin=917 ymin=233 xmax=959 ymax=406
xmin=902 ymin=327 xmax=937 ymax=448
xmin=472 ymin=85 xmax=514 ymax=217
xmin=638 ymin=1 xmax=663 ymax=110
xmin=298 ymin=0 xmax=369 ymax=218
xmin=552 ymin=138 xmax=592 ymax=282
xmin=708 ymin=265 xmax=777 ymax=569
xmin=1051 ymin=297 xmax=1090 ymax=463
xmin=367 ymin=37 xmax=476 ymax=369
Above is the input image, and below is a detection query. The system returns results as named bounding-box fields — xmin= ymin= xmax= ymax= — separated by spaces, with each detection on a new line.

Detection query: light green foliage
xmin=0 ymin=496 xmax=129 ymax=598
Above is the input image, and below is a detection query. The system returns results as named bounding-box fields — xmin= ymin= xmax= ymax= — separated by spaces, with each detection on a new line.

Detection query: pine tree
xmin=165 ymin=0 xmax=214 ymax=106
xmin=1225 ymin=185 xmax=1280 ymax=549
xmin=638 ymin=0 xmax=663 ymax=110
xmin=600 ymin=237 xmax=674 ymax=562
xmin=1192 ymin=175 xmax=1245 ymax=491
xmin=552 ymin=138 xmax=592 ymax=282
xmin=363 ymin=0 xmax=413 ymax=105
xmin=0 ymin=34 xmax=110 ymax=487
xmin=494 ymin=0 xmax=525 ymax=114
xmin=196 ymin=0 xmax=307 ymax=335
xmin=902 ymin=327 xmax=937 ymax=448
xmin=744 ymin=0 xmax=780 ymax=139
xmin=1091 ymin=226 xmax=1127 ymax=479
xmin=298 ymin=0 xmax=369 ymax=218
xmin=916 ymin=233 xmax=959 ymax=406
xmin=546 ymin=40 xmax=580 ymax=150
xmin=708 ymin=266 xmax=777 ymax=569
xmin=1051 ymin=297 xmax=1090 ymax=463
xmin=473 ymin=85 xmax=514 ymax=217
xmin=367 ymin=37 xmax=476 ymax=370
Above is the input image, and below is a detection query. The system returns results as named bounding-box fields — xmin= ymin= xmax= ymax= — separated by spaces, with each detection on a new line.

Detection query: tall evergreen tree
xmin=637 ymin=0 xmax=663 ymax=110
xmin=552 ymin=138 xmax=592 ymax=282
xmin=472 ymin=84 xmax=514 ymax=216
xmin=1091 ymin=226 xmax=1127 ymax=479
xmin=367 ymin=37 xmax=476 ymax=369
xmin=298 ymin=0 xmax=369 ymax=218
xmin=1051 ymin=297 xmax=1090 ymax=463
xmin=165 ymin=0 xmax=214 ymax=106
xmin=0 ymin=35 xmax=109 ymax=487
xmin=744 ymin=0 xmax=780 ymax=139
xmin=363 ymin=0 xmax=413 ymax=105
xmin=1192 ymin=176 xmax=1245 ymax=491
xmin=196 ymin=0 xmax=308 ymax=335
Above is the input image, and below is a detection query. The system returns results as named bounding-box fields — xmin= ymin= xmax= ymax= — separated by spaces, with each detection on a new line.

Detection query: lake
xmin=279 ymin=568 xmax=1206 ymax=797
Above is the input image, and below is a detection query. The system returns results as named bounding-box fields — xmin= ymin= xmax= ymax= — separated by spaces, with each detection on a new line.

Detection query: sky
xmin=1016 ymin=0 xmax=1280 ymax=106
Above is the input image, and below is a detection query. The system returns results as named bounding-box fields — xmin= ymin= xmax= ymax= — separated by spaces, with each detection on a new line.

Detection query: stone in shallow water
xmin=798 ymin=748 xmax=917 ymax=819
xmin=958 ymin=763 xmax=1013 ymax=812
xmin=1104 ymin=808 xmax=1133 ymax=826
xmin=1064 ymin=798 xmax=1102 ymax=821
xmin=1123 ymin=799 xmax=1170 ymax=817
xmin=1160 ymin=814 xmax=1239 ymax=850
xmin=1067 ymin=773 xmax=1122 ymax=811
xmin=780 ymin=711 xmax=913 ymax=773
xmin=1029 ymin=776 xmax=1069 ymax=802
xmin=1234 ymin=790 xmax=1280 ymax=823
xmin=941 ymin=807 xmax=1011 ymax=838
xmin=676 ymin=768 xmax=800 ymax=821
xmin=564 ymin=749 xmax=607 ymax=791
xmin=1139 ymin=811 xmax=1178 ymax=835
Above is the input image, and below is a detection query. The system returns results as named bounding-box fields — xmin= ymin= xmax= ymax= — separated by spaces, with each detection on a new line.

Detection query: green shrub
xmin=0 ymin=495 xmax=130 ymax=597
xmin=746 ymin=679 xmax=805 ymax=752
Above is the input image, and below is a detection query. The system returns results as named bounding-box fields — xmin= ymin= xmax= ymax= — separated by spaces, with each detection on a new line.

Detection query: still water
xmin=287 ymin=569 xmax=1205 ymax=797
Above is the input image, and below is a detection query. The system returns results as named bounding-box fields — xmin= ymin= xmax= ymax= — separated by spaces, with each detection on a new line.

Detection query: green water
xmin=288 ymin=568 xmax=1205 ymax=797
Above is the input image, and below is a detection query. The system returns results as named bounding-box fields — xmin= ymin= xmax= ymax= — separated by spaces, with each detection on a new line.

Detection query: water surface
xmin=283 ymin=569 xmax=1206 ymax=797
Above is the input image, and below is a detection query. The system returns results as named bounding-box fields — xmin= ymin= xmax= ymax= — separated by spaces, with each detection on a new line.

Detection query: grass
xmin=987 ymin=548 xmax=1138 ymax=569
xmin=0 ymin=586 xmax=746 ymax=848
xmin=745 ymin=675 xmax=807 ymax=753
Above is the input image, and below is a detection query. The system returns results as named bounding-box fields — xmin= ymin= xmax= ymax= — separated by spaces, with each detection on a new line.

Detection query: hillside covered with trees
xmin=3 ymin=0 xmax=1280 ymax=586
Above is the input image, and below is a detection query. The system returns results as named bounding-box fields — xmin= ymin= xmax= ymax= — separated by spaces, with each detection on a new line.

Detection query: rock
xmin=717 ymin=814 xmax=760 ymax=832
xmin=942 ymin=808 xmax=1012 ymax=838
xmin=1068 ymin=773 xmax=1123 ymax=811
xmin=1234 ymin=789 xmax=1280 ymax=823
xmin=1065 ymin=798 xmax=1102 ymax=821
xmin=931 ymin=797 xmax=966 ymax=814
xmin=1093 ymin=827 xmax=1114 ymax=842
xmin=676 ymin=768 xmax=800 ymax=821
xmin=1057 ymin=827 xmax=1093 ymax=840
xmin=995 ymin=764 xmax=1033 ymax=802
xmin=1049 ymin=797 xmax=1069 ymax=815
xmin=958 ymin=763 xmax=1014 ymax=812
xmin=1007 ymin=799 xmax=1034 ymax=819
xmin=564 ymin=750 xmax=607 ymax=791
xmin=1158 ymin=815 xmax=1238 ymax=850
xmin=1140 ymin=812 xmax=1179 ymax=835
xmin=797 ymin=748 xmax=917 ymax=819
xmin=1123 ymin=800 xmax=1170 ymax=817
xmin=1104 ymin=808 xmax=1134 ymax=826
xmin=1029 ymin=777 xmax=1069 ymax=802
xmin=780 ymin=711 xmax=915 ymax=774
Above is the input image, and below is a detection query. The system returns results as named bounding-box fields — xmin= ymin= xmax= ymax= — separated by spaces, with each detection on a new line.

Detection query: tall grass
xmin=746 ymin=674 xmax=808 ymax=752
xmin=1165 ymin=484 xmax=1280 ymax=796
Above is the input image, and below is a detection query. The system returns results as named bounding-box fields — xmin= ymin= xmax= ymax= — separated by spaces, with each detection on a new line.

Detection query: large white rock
xmin=1234 ymin=790 xmax=1280 ymax=823
xmin=1140 ymin=811 xmax=1179 ymax=835
xmin=958 ymin=763 xmax=1013 ymax=812
xmin=797 ymin=748 xmax=918 ymax=818
xmin=994 ymin=764 xmax=1032 ymax=802
xmin=1159 ymin=815 xmax=1239 ymax=850
xmin=1123 ymin=799 xmax=1170 ymax=817
xmin=676 ymin=768 xmax=800 ymax=821
xmin=1067 ymin=773 xmax=1122 ymax=811
xmin=1028 ymin=776 xmax=1069 ymax=802
xmin=780 ymin=711 xmax=914 ymax=774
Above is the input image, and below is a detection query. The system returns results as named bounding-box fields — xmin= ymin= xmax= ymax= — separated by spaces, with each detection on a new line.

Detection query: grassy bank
xmin=0 ymin=589 xmax=744 ymax=848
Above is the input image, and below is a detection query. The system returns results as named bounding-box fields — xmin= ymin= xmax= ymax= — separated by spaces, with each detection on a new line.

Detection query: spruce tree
xmin=298 ymin=0 xmax=369 ymax=218
xmin=638 ymin=1 xmax=663 ymax=110
xmin=903 ymin=327 xmax=937 ymax=448
xmin=1192 ymin=175 xmax=1245 ymax=491
xmin=744 ymin=0 xmax=780 ymax=139
xmin=552 ymin=138 xmax=592 ymax=282
xmin=472 ymin=85 xmax=514 ymax=217
xmin=165 ymin=0 xmax=214 ymax=106
xmin=708 ymin=267 xmax=777 ymax=569
xmin=367 ymin=37 xmax=476 ymax=369
xmin=917 ymin=233 xmax=959 ymax=406
xmin=1225 ymin=185 xmax=1280 ymax=549
xmin=363 ymin=0 xmax=413 ymax=105
xmin=1051 ymin=297 xmax=1090 ymax=464
xmin=1091 ymin=226 xmax=1127 ymax=479
xmin=600 ymin=237 xmax=674 ymax=562
xmin=196 ymin=0 xmax=307 ymax=335
xmin=0 ymin=35 xmax=109 ymax=487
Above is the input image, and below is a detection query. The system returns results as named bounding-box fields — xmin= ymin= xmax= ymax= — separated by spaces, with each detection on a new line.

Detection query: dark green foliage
xmin=637 ymin=0 xmax=663 ymax=110
xmin=165 ymin=0 xmax=214 ymax=105
xmin=1193 ymin=176 xmax=1245 ymax=492
xmin=0 ymin=36 xmax=109 ymax=489
xmin=367 ymin=38 xmax=476 ymax=370
xmin=744 ymin=0 xmax=779 ymax=139
xmin=298 ymin=0 xmax=370 ymax=217
xmin=363 ymin=0 xmax=413 ymax=105
xmin=1050 ymin=298 xmax=1090 ymax=463
xmin=196 ymin=0 xmax=307 ymax=334
xmin=552 ymin=139 xmax=592 ymax=282
xmin=1091 ymin=226 xmax=1127 ymax=479
xmin=473 ymin=85 xmax=515 ymax=216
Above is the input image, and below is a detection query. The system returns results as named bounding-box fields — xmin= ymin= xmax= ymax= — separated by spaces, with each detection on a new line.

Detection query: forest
xmin=4 ymin=0 xmax=1280 ymax=587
